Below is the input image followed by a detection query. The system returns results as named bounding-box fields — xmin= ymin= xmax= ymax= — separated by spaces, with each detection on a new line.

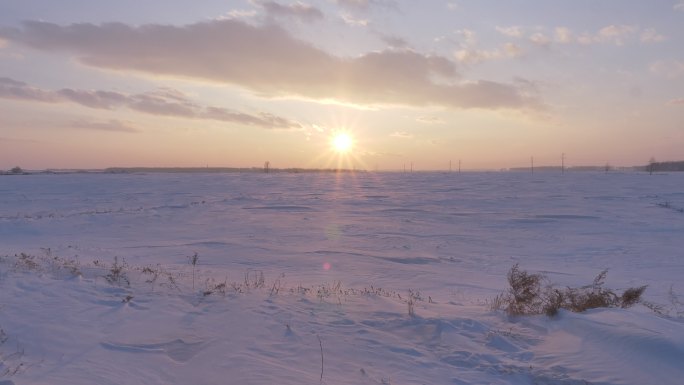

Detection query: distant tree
xmin=648 ymin=157 xmax=657 ymax=175
xmin=648 ymin=160 xmax=684 ymax=172
xmin=9 ymin=166 xmax=23 ymax=174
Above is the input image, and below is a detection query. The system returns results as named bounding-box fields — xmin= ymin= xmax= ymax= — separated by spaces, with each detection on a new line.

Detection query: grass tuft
xmin=104 ymin=257 xmax=130 ymax=286
xmin=495 ymin=264 xmax=647 ymax=317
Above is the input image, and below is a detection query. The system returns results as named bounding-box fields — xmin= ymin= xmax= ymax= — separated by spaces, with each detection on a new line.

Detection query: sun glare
xmin=332 ymin=132 xmax=353 ymax=153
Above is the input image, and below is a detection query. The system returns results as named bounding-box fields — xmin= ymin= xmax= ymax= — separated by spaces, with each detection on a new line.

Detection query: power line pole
xmin=531 ymin=156 xmax=534 ymax=174
xmin=561 ymin=153 xmax=565 ymax=174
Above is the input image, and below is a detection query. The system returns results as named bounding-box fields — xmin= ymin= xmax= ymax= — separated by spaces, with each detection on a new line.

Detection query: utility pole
xmin=531 ymin=156 xmax=534 ymax=174
xmin=561 ymin=153 xmax=565 ymax=174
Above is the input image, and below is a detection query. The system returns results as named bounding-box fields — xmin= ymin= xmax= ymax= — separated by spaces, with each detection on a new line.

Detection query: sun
xmin=331 ymin=132 xmax=353 ymax=153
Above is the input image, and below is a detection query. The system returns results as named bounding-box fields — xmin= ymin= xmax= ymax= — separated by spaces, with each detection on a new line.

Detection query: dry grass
xmin=2 ymin=252 xmax=432 ymax=317
xmin=104 ymin=257 xmax=130 ymax=286
xmin=494 ymin=264 xmax=647 ymax=317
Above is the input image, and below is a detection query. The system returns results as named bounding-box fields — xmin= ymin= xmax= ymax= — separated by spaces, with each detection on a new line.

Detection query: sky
xmin=0 ymin=0 xmax=683 ymax=170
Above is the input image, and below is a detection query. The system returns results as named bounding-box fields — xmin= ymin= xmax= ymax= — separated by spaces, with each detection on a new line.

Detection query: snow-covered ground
xmin=1 ymin=171 xmax=683 ymax=384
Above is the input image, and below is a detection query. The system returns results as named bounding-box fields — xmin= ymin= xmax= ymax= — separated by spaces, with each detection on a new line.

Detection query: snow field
xmin=1 ymin=171 xmax=683 ymax=384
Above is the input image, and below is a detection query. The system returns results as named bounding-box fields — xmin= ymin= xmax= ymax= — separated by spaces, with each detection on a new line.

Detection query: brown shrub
xmin=495 ymin=264 xmax=646 ymax=317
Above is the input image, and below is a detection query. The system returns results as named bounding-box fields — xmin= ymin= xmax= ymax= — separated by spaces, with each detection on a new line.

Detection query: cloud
xmin=441 ymin=29 xmax=501 ymax=65
xmin=675 ymin=1 xmax=684 ymax=11
xmin=596 ymin=24 xmax=637 ymax=45
xmin=513 ymin=77 xmax=540 ymax=93
xmin=668 ymin=98 xmax=684 ymax=105
xmin=0 ymin=77 xmax=58 ymax=102
xmin=455 ymin=43 xmax=523 ymax=65
xmin=504 ymin=43 xmax=524 ymax=56
xmin=0 ymin=77 xmax=302 ymax=129
xmin=650 ymin=60 xmax=684 ymax=79
xmin=453 ymin=49 xmax=493 ymax=64
xmin=56 ymin=88 xmax=128 ymax=109
xmin=528 ymin=32 xmax=551 ymax=47
xmin=576 ymin=32 xmax=594 ymax=45
xmin=255 ymin=1 xmax=324 ymax=22
xmin=70 ymin=119 xmax=140 ymax=133
xmin=502 ymin=25 xmax=657 ymax=47
xmin=202 ymin=107 xmax=298 ymax=128
xmin=496 ymin=26 xmax=524 ymax=38
xmin=455 ymin=29 xmax=477 ymax=47
xmin=339 ymin=12 xmax=369 ymax=26
xmin=379 ymin=34 xmax=408 ymax=48
xmin=640 ymin=28 xmax=666 ymax=43
xmin=127 ymin=89 xmax=198 ymax=117
xmin=0 ymin=20 xmax=541 ymax=111
xmin=223 ymin=9 xmax=259 ymax=19
xmin=333 ymin=0 xmax=396 ymax=11
xmin=334 ymin=0 xmax=371 ymax=9
xmin=554 ymin=27 xmax=573 ymax=44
